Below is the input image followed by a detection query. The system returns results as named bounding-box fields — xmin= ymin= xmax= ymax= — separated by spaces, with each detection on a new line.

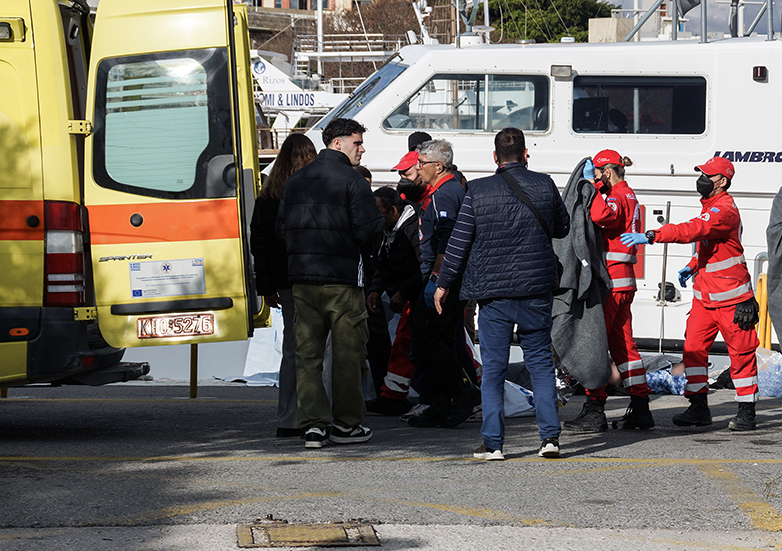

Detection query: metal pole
xmin=658 ymin=201 xmax=671 ymax=353
xmin=317 ymin=0 xmax=324 ymax=76
xmin=623 ymin=0 xmax=666 ymax=41
xmin=190 ymin=343 xmax=198 ymax=399
xmin=701 ymin=0 xmax=708 ymax=42
xmin=672 ymin=0 xmax=679 ymax=40
xmin=745 ymin=2 xmax=767 ymax=36
xmin=767 ymin=0 xmax=775 ymax=39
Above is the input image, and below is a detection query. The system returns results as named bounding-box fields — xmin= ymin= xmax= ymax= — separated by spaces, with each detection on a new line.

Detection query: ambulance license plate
xmin=137 ymin=313 xmax=214 ymax=339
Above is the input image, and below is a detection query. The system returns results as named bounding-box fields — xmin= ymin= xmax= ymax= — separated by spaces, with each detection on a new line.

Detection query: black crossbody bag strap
xmin=500 ymin=171 xmax=551 ymax=242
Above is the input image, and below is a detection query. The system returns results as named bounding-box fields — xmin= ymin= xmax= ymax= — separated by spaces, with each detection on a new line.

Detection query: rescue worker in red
xmin=621 ymin=156 xmax=760 ymax=431
xmin=564 ymin=150 xmax=654 ymax=433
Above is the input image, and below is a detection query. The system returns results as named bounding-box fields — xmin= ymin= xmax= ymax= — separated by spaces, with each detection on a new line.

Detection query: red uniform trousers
xmin=380 ymin=304 xmax=415 ymax=400
xmin=683 ymin=299 xmax=759 ymax=402
xmin=587 ymin=290 xmax=649 ymax=401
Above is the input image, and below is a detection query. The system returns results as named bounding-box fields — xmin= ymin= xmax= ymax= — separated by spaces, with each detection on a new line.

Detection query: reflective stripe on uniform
xmin=693 ymin=282 xmax=752 ymax=302
xmin=624 ymin=374 xmax=648 ymax=387
xmin=610 ymin=277 xmax=636 ymax=289
xmin=605 ymin=252 xmax=637 ymax=264
xmin=383 ymin=372 xmax=410 ymax=393
xmin=685 ymin=365 xmax=709 ymax=377
xmin=732 ymin=375 xmax=759 ymax=388
xmin=616 ymin=359 xmax=644 ymax=374
xmin=736 ymin=391 xmax=759 ymax=402
xmin=709 ymin=282 xmax=752 ymax=302
xmin=685 ymin=381 xmax=709 ymax=393
xmin=705 ymin=254 xmax=745 ymax=273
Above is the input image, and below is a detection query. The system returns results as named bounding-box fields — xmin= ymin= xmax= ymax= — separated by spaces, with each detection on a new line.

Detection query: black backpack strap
xmin=499 ymin=170 xmax=551 ymax=242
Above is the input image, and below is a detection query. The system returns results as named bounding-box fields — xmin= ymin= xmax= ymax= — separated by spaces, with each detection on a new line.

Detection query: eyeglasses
xmin=418 ymin=160 xmax=437 ymax=166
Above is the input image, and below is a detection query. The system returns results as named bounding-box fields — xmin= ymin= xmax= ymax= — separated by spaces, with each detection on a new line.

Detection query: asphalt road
xmin=1 ymin=381 xmax=782 ymax=550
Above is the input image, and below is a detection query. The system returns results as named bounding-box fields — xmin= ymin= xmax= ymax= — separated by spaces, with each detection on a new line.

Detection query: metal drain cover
xmin=237 ymin=521 xmax=380 ymax=547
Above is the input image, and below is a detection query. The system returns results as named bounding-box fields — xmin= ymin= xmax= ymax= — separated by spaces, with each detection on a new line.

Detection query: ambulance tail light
xmin=44 ymin=201 xmax=86 ymax=307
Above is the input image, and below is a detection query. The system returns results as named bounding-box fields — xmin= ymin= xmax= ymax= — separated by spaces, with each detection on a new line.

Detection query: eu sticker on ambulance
xmin=130 ymin=258 xmax=206 ymax=298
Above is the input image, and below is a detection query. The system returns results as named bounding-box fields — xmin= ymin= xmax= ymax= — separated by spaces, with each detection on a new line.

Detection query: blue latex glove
xmin=620 ymin=232 xmax=650 ymax=247
xmin=424 ymin=279 xmax=438 ymax=308
xmin=583 ymin=158 xmax=595 ymax=180
xmin=678 ymin=266 xmax=693 ymax=288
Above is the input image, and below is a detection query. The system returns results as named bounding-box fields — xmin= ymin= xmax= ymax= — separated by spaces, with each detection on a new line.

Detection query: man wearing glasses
xmin=407 ymin=139 xmax=481 ymax=428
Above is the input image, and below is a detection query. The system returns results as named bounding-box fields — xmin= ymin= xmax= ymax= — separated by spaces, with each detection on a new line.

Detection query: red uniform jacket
xmin=590 ymin=180 xmax=641 ymax=291
xmin=655 ymin=192 xmax=753 ymax=308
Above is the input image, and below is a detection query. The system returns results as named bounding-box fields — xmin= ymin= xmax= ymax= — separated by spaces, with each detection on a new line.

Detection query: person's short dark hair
xmin=494 ymin=127 xmax=526 ymax=164
xmin=408 ymin=131 xmax=432 ymax=152
xmin=322 ymin=118 xmax=367 ymax=147
xmin=354 ymin=165 xmax=372 ymax=182
xmin=374 ymin=185 xmax=405 ymax=212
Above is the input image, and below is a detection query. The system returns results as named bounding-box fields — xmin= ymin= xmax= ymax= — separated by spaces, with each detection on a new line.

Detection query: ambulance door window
xmin=573 ymin=76 xmax=706 ymax=135
xmin=93 ymin=48 xmax=235 ymax=199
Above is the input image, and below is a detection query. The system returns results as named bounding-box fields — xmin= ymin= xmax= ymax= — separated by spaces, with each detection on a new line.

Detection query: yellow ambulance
xmin=0 ymin=0 xmax=262 ymax=387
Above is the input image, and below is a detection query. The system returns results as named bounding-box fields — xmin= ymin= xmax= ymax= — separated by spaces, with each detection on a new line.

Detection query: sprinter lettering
xmin=714 ymin=151 xmax=782 ymax=162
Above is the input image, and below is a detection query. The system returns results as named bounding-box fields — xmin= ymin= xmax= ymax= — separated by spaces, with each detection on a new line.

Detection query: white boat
xmin=306 ymin=2 xmax=781 ymax=352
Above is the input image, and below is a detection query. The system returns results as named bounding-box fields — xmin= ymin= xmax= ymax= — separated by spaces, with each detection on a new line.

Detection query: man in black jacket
xmin=277 ymin=118 xmax=384 ymax=449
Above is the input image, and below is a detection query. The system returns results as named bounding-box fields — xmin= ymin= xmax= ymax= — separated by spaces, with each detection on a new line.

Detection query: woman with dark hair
xmin=250 ymin=133 xmax=316 ymax=437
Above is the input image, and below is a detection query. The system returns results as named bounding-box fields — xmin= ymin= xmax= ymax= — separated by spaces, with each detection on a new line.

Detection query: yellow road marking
xmin=696 ymin=463 xmax=782 ymax=532
xmin=3 ymin=455 xmax=782 ymax=465
xmin=377 ymin=497 xmax=560 ymax=526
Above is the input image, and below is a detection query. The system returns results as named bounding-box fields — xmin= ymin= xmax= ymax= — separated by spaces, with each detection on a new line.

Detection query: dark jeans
xmin=410 ymin=278 xmax=466 ymax=411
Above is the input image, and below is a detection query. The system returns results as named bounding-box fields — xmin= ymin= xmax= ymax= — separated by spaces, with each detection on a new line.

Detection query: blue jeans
xmin=478 ymin=294 xmax=560 ymax=450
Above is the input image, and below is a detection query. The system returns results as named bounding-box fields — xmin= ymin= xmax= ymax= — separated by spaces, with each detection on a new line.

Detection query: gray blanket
xmin=766 ymin=187 xmax=782 ymax=344
xmin=551 ymin=158 xmax=612 ymax=389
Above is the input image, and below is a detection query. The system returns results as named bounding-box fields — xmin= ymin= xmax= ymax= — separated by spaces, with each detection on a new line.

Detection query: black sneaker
xmin=408 ymin=405 xmax=449 ymax=427
xmin=366 ymin=397 xmax=412 ymax=416
xmin=329 ymin=424 xmax=372 ymax=444
xmin=539 ymin=437 xmax=560 ymax=458
xmin=612 ymin=395 xmax=655 ymax=430
xmin=443 ymin=386 xmax=482 ymax=428
xmin=728 ymin=402 xmax=756 ymax=431
xmin=473 ymin=443 xmax=504 ymax=461
xmin=304 ymin=426 xmax=330 ymax=448
xmin=673 ymin=393 xmax=712 ymax=427
xmin=563 ymin=398 xmax=607 ymax=432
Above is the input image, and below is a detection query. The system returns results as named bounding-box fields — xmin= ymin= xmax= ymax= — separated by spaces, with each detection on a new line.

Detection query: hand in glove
xmin=620 ymin=232 xmax=650 ymax=247
xmin=583 ymin=159 xmax=595 ymax=181
xmin=678 ymin=266 xmax=693 ymax=288
xmin=424 ymin=279 xmax=438 ymax=309
xmin=733 ymin=297 xmax=760 ymax=330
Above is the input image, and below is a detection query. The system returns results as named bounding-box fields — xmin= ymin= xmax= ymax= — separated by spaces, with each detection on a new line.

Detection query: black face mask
xmin=696 ymin=174 xmax=715 ymax=198
xmin=397 ymin=177 xmax=425 ymax=202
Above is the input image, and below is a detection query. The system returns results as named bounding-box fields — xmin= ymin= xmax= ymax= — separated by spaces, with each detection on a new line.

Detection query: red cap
xmin=695 ymin=156 xmax=735 ymax=180
xmin=593 ymin=149 xmax=623 ymax=168
xmin=392 ymin=151 xmax=419 ymax=171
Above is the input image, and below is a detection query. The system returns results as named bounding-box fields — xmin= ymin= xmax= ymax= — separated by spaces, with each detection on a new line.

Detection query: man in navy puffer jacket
xmin=434 ymin=127 xmax=569 ymax=460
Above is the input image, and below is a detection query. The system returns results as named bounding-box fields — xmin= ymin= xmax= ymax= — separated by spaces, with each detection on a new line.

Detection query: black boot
xmin=612 ymin=395 xmax=655 ymax=430
xmin=563 ymin=397 xmax=607 ymax=432
xmin=728 ymin=402 xmax=756 ymax=431
xmin=672 ymin=393 xmax=712 ymax=427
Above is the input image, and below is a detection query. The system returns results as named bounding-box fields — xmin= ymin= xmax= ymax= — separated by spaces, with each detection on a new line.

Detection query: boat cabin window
xmin=93 ymin=48 xmax=236 ymax=200
xmin=316 ymin=62 xmax=407 ymax=129
xmin=573 ymin=76 xmax=706 ymax=135
xmin=384 ymin=74 xmax=549 ymax=132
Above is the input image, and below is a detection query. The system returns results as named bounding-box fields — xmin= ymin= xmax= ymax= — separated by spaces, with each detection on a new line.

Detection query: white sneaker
xmin=538 ymin=437 xmax=560 ymax=458
xmin=400 ymin=403 xmax=429 ymax=422
xmin=329 ymin=424 xmax=372 ymax=444
xmin=473 ymin=443 xmax=504 ymax=461
xmin=304 ymin=427 xmax=329 ymax=449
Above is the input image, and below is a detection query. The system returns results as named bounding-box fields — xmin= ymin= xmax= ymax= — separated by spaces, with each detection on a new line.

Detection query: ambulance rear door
xmin=83 ymin=0 xmax=258 ymax=348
